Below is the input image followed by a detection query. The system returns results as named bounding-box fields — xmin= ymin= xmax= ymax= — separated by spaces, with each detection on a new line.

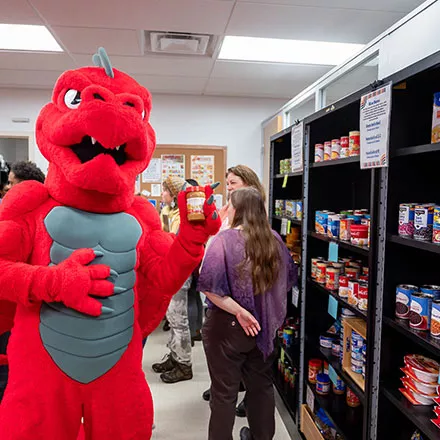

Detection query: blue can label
xmin=410 ymin=293 xmax=433 ymax=330
xmin=420 ymin=285 xmax=440 ymax=300
xmin=315 ymin=211 xmax=329 ymax=234
xmin=396 ymin=284 xmax=418 ymax=319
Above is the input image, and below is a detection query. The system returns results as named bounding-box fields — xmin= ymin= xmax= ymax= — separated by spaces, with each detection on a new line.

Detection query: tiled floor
xmin=143 ymin=327 xmax=291 ymax=440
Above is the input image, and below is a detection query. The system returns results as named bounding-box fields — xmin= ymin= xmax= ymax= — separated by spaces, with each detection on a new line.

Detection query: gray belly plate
xmin=41 ymin=206 xmax=142 ymax=384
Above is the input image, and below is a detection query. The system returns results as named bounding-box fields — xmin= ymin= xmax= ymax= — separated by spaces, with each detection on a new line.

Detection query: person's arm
xmin=204 ymin=291 xmax=261 ymax=337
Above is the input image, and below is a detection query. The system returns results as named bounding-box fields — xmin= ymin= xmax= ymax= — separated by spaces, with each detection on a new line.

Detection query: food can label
xmin=431 ymin=303 xmax=440 ymax=338
xmin=315 ymin=145 xmax=324 ymax=163
xmin=358 ymin=284 xmax=368 ymax=311
xmin=399 ymin=204 xmax=415 ymax=238
xmin=410 ymin=295 xmax=432 ymax=330
xmin=348 ymin=281 xmax=359 ymax=306
xmin=187 ymin=197 xmax=205 ymax=215
xmin=326 ymin=270 xmax=340 ymax=291
xmin=396 ymin=285 xmax=414 ymax=319
xmin=414 ymin=208 xmax=434 ymax=242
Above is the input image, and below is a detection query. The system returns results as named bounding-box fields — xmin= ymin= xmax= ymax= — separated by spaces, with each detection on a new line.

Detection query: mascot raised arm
xmin=0 ymin=47 xmax=220 ymax=440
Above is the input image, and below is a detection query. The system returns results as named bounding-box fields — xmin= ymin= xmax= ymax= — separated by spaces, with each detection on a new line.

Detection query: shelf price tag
xmin=328 ymin=365 xmax=338 ymax=385
xmin=287 ymin=220 xmax=291 ymax=234
xmin=328 ymin=242 xmax=338 ymax=262
xmin=292 ymin=286 xmax=299 ymax=307
xmin=306 ymin=385 xmax=315 ymax=413
xmin=360 ymin=81 xmax=392 ymax=169
xmin=328 ymin=296 xmax=338 ymax=319
xmin=280 ymin=219 xmax=288 ymax=236
xmin=282 ymin=175 xmax=288 ymax=188
xmin=280 ymin=347 xmax=285 ymax=363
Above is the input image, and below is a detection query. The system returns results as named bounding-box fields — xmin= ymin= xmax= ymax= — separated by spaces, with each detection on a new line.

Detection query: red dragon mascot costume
xmin=0 ymin=47 xmax=220 ymax=439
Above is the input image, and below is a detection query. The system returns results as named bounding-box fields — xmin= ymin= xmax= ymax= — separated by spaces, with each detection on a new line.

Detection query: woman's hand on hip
xmin=236 ymin=308 xmax=261 ymax=337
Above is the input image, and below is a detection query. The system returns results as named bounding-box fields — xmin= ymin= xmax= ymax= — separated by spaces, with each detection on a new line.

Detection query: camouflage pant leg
xmin=166 ymin=277 xmax=192 ymax=366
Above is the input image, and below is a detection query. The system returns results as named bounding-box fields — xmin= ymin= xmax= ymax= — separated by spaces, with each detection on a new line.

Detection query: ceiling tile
xmin=227 ymin=3 xmax=405 ymax=43
xmin=0 ymin=52 xmax=75 ymax=71
xmin=211 ymin=60 xmax=331 ymax=81
xmin=0 ymin=69 xmax=62 ymax=88
xmin=0 ymin=0 xmax=42 ymax=24
xmin=31 ymin=0 xmax=233 ymax=34
xmin=51 ymin=27 xmax=141 ymax=56
xmin=236 ymin=0 xmax=425 ymax=14
xmin=134 ymin=74 xmax=207 ymax=94
xmin=205 ymin=77 xmax=310 ymax=99
xmin=72 ymin=54 xmax=214 ymax=77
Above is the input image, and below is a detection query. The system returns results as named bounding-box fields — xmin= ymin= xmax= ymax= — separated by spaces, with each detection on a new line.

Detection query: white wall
xmin=0 ymin=88 xmax=285 ymax=176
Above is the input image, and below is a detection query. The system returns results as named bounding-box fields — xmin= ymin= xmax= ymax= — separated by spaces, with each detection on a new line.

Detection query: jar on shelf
xmin=308 ymin=359 xmax=322 ymax=384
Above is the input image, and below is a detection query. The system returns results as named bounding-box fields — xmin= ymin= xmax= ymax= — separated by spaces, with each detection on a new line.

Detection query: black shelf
xmin=310 ymin=156 xmax=360 ymax=168
xmin=273 ymin=215 xmax=302 ymax=225
xmin=394 ymin=142 xmax=440 ymax=157
xmin=274 ymin=379 xmax=297 ymax=422
xmin=309 ymin=231 xmax=369 ymax=256
xmin=308 ymin=278 xmax=367 ymax=320
xmin=319 ymin=347 xmax=366 ymax=404
xmin=382 ymin=387 xmax=440 ymax=440
xmin=309 ymin=380 xmax=363 ymax=440
xmin=388 ymin=235 xmax=440 ymax=255
xmin=275 ymin=171 xmax=303 ymax=178
xmin=383 ymin=316 xmax=440 ymax=357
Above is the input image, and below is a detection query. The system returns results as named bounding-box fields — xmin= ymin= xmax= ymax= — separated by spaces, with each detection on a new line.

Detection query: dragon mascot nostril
xmin=0 ymin=47 xmax=220 ymax=440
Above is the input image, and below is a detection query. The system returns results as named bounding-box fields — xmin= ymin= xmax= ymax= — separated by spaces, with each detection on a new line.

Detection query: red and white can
xmin=339 ymin=275 xmax=350 ymax=299
xmin=315 ymin=144 xmax=324 ymax=163
xmin=316 ymin=263 xmax=328 ymax=284
xmin=340 ymin=136 xmax=349 ymax=157
xmin=348 ymin=280 xmax=359 ymax=306
xmin=331 ymin=139 xmax=341 ymax=160
xmin=326 ymin=267 xmax=340 ymax=291
xmin=358 ymin=281 xmax=368 ymax=311
xmin=324 ymin=142 xmax=331 ymax=161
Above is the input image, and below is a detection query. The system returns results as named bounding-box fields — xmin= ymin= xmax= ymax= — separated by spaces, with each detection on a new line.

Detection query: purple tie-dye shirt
xmin=197 ymin=229 xmax=298 ymax=359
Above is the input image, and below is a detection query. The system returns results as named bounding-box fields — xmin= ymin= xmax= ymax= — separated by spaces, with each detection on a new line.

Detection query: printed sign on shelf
xmin=360 ymin=82 xmax=392 ymax=169
xmin=291 ymin=122 xmax=304 ymax=172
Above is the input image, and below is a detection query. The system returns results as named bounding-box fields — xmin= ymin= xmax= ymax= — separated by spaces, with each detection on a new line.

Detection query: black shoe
xmin=192 ymin=330 xmax=202 ymax=342
xmin=202 ymin=388 xmax=211 ymax=401
xmin=163 ymin=319 xmax=170 ymax=331
xmin=152 ymin=355 xmax=175 ymax=373
xmin=240 ymin=427 xmax=252 ymax=440
xmin=236 ymin=398 xmax=247 ymax=417
xmin=160 ymin=363 xmax=193 ymax=384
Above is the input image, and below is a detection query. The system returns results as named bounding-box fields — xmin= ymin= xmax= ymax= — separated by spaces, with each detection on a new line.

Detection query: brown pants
xmin=203 ymin=308 xmax=275 ymax=440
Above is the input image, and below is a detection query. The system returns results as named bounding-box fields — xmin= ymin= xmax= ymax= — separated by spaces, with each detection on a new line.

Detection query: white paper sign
xmin=360 ymin=82 xmax=392 ymax=169
xmin=151 ymin=184 xmax=161 ymax=197
xmin=291 ymin=121 xmax=304 ymax=172
xmin=280 ymin=218 xmax=288 ymax=236
xmin=306 ymin=385 xmax=315 ymax=413
xmin=142 ymin=158 xmax=161 ymax=183
xmin=292 ymin=286 xmax=299 ymax=307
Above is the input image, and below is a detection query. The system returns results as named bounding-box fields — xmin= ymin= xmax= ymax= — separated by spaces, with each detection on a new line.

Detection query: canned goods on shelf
xmin=396 ymin=284 xmax=418 ymax=319
xmin=433 ymin=206 xmax=440 ymax=243
xmin=358 ymin=281 xmax=368 ymax=311
xmin=315 ymin=144 xmax=324 ymax=163
xmin=420 ymin=285 xmax=440 ymax=300
xmin=431 ymin=300 xmax=440 ymax=338
xmin=316 ymin=262 xmax=328 ymax=284
xmin=399 ymin=203 xmax=416 ymax=238
xmin=410 ymin=292 xmax=433 ymax=331
xmin=324 ymin=142 xmax=331 ymax=161
xmin=349 ymin=131 xmax=360 ymax=157
xmin=339 ymin=275 xmax=350 ymax=299
xmin=331 ymin=139 xmax=341 ymax=160
xmin=340 ymin=136 xmax=349 ymax=158
xmin=326 ymin=267 xmax=340 ymax=291
xmin=414 ymin=204 xmax=434 ymax=242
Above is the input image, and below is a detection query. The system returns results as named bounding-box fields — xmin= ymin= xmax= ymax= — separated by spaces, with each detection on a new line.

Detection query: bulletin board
xmin=139 ymin=145 xmax=227 ymax=212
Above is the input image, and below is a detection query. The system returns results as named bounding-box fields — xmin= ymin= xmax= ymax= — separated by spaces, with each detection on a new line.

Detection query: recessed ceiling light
xmin=0 ymin=24 xmax=63 ymax=52
xmin=219 ymin=36 xmax=364 ymax=66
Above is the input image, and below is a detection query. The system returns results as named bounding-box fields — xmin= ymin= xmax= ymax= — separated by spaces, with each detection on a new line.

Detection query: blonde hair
xmin=227 ymin=165 xmax=266 ymax=203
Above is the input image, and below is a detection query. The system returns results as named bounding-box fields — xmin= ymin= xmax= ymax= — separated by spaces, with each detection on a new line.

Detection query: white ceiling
xmin=0 ymin=0 xmax=425 ymax=99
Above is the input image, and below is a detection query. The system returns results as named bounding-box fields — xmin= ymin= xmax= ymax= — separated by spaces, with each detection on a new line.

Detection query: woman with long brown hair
xmin=198 ymin=187 xmax=297 ymax=440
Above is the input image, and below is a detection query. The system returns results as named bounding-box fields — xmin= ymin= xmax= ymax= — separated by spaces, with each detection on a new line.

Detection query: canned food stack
xmin=314 ymin=131 xmax=360 ymax=163
xmin=279 ymin=158 xmax=292 ymax=175
xmin=311 ymin=256 xmax=369 ymax=313
xmin=395 ymin=284 xmax=440 ymax=335
xmin=315 ymin=210 xmax=370 ymax=248
xmin=351 ymin=331 xmax=367 ymax=379
xmin=398 ymin=203 xmax=440 ymax=244
xmin=275 ymin=199 xmax=303 ymax=220
xmin=277 ymin=316 xmax=300 ymax=348
xmin=398 ymin=354 xmax=439 ymax=409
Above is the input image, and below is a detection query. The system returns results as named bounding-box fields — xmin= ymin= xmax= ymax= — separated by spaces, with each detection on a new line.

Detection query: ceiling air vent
xmin=145 ymin=31 xmax=215 ymax=56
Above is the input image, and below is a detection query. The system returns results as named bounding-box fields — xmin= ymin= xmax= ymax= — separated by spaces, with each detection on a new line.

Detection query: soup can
xmin=331 ymin=139 xmax=341 ymax=160
xmin=420 ymin=285 xmax=440 ymax=300
xmin=431 ymin=300 xmax=440 ymax=338
xmin=283 ymin=327 xmax=294 ymax=348
xmin=414 ymin=204 xmax=434 ymax=242
xmin=399 ymin=203 xmax=416 ymax=238
xmin=324 ymin=142 xmax=331 ymax=161
xmin=315 ymin=144 xmax=324 ymax=163
xmin=410 ymin=292 xmax=433 ymax=331
xmin=339 ymin=275 xmax=350 ymax=298
xmin=311 ymin=258 xmax=323 ymax=279
xmin=348 ymin=280 xmax=359 ymax=306
xmin=349 ymin=131 xmax=360 ymax=157
xmin=433 ymin=206 xmax=440 ymax=243
xmin=347 ymin=388 xmax=361 ymax=407
xmin=358 ymin=281 xmax=368 ymax=311
xmin=332 ymin=340 xmax=341 ymax=357
xmin=340 ymin=136 xmax=349 ymax=158
xmin=326 ymin=267 xmax=340 ymax=291
xmin=346 ymin=266 xmax=360 ymax=279
xmin=396 ymin=284 xmax=418 ymax=319
xmin=316 ymin=262 xmax=328 ymax=284
xmin=331 ymin=262 xmax=344 ymax=274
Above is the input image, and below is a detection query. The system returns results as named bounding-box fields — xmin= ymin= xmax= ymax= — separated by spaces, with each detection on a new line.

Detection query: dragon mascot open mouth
xmin=0 ymin=48 xmax=220 ymax=440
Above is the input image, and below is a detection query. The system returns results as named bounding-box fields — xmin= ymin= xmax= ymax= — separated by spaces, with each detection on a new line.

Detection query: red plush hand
xmin=177 ymin=184 xmax=221 ymax=248
xmin=33 ymin=249 xmax=114 ymax=317
xmin=0 ymin=355 xmax=7 ymax=366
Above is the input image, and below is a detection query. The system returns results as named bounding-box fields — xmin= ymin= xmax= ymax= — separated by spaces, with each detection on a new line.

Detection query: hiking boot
xmin=236 ymin=398 xmax=247 ymax=417
xmin=240 ymin=427 xmax=253 ymax=440
xmin=160 ymin=363 xmax=193 ymax=384
xmin=152 ymin=355 xmax=175 ymax=373
xmin=202 ymin=388 xmax=211 ymax=401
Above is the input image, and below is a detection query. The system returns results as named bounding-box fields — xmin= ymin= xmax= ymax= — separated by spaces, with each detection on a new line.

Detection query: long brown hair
xmin=227 ymin=165 xmax=266 ymax=203
xmin=231 ymin=187 xmax=280 ymax=295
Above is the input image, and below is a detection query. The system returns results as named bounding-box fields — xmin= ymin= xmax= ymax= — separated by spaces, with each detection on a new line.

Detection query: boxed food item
xmin=432 ymin=92 xmax=440 ymax=144
xmin=285 ymin=200 xmax=296 ymax=218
